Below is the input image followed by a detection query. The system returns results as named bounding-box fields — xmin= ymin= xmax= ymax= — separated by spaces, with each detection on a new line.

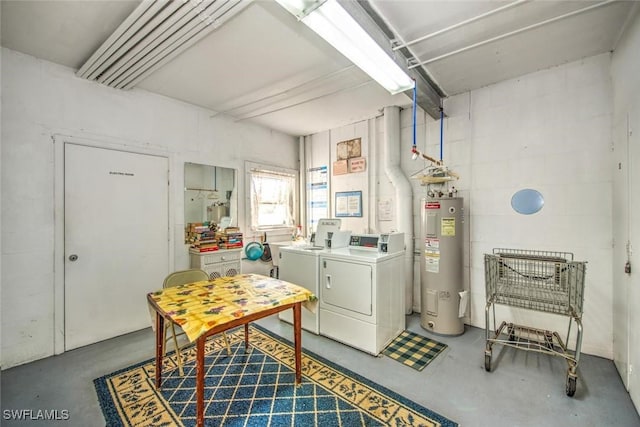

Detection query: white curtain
xmin=250 ymin=169 xmax=295 ymax=229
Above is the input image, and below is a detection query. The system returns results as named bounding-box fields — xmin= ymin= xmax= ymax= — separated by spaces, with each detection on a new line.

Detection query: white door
xmin=64 ymin=144 xmax=169 ymax=350
xmin=628 ymin=107 xmax=640 ymax=406
xmin=614 ymin=108 xmax=640 ymax=410
xmin=321 ymin=258 xmax=372 ymax=315
xmin=613 ymin=114 xmax=630 ymax=383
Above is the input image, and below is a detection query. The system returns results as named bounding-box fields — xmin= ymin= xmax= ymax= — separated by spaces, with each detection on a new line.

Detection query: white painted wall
xmin=411 ymin=53 xmax=614 ymax=359
xmin=1 ymin=44 xmax=620 ymax=366
xmin=309 ymin=53 xmax=615 ymax=359
xmin=303 ymin=121 xmax=374 ymax=236
xmin=329 ymin=121 xmax=371 ymax=233
xmin=611 ymin=8 xmax=640 ymax=401
xmin=0 ymin=48 xmax=298 ymax=368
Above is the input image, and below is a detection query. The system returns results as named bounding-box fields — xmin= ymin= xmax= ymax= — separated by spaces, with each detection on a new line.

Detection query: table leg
xmin=196 ymin=336 xmax=205 ymax=427
xmin=293 ymin=302 xmax=302 ymax=384
xmin=244 ymin=323 xmax=249 ymax=349
xmin=155 ymin=312 xmax=164 ymax=389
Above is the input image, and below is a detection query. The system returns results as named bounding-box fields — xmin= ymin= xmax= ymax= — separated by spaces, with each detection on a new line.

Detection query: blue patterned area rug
xmin=94 ymin=324 xmax=457 ymax=427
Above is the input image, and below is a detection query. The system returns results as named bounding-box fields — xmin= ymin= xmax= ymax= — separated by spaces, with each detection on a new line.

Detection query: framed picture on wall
xmin=335 ymin=191 xmax=362 ymax=217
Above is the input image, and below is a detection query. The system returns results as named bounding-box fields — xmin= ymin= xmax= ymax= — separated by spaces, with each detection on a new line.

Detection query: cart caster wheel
xmin=566 ymin=376 xmax=576 ymax=397
xmin=484 ymin=354 xmax=491 ymax=372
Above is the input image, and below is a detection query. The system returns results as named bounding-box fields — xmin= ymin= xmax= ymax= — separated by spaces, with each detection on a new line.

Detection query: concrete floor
xmin=2 ymin=313 xmax=639 ymax=426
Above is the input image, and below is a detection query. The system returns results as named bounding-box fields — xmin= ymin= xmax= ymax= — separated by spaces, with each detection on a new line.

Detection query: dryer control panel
xmin=349 ymin=234 xmax=379 ymax=250
xmin=349 ymin=232 xmax=404 ymax=253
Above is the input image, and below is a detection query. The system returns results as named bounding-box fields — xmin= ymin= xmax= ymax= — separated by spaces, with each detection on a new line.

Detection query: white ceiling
xmin=1 ymin=0 xmax=637 ymax=136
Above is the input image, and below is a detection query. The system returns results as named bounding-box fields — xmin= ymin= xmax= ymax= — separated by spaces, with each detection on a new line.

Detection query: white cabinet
xmin=189 ymin=249 xmax=242 ymax=279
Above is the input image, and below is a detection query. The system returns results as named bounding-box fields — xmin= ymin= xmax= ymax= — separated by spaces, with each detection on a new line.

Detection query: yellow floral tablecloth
xmin=148 ymin=273 xmax=317 ymax=342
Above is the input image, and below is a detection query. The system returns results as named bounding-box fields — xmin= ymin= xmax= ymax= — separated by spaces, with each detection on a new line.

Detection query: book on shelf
xmin=200 ymin=248 xmax=219 ymax=253
xmin=200 ymin=242 xmax=218 ymax=247
xmin=217 ymin=234 xmax=243 ymax=241
xmin=192 ymin=239 xmax=218 ymax=245
xmin=219 ymin=243 xmax=243 ymax=249
xmin=190 ymin=246 xmax=219 ymax=253
xmin=193 ymin=234 xmax=216 ymax=238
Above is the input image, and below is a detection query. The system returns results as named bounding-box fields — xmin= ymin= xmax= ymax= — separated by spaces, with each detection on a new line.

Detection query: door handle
xmin=326 ymin=274 xmax=331 ymax=289
xmin=69 ymin=254 xmax=79 ymax=262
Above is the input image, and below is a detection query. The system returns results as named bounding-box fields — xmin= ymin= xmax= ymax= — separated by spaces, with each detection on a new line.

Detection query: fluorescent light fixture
xmin=276 ymin=0 xmax=414 ymax=95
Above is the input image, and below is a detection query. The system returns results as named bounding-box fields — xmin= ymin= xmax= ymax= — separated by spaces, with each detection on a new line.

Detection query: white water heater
xmin=420 ymin=197 xmax=465 ymax=335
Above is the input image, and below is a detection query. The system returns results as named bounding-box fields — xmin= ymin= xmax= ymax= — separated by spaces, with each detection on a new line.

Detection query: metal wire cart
xmin=484 ymin=248 xmax=587 ymax=396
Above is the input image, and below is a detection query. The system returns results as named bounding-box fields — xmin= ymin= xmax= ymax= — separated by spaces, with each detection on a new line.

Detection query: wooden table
xmin=147 ymin=273 xmax=315 ymax=427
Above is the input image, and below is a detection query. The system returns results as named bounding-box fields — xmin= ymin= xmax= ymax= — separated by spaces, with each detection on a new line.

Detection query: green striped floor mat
xmin=383 ymin=330 xmax=448 ymax=371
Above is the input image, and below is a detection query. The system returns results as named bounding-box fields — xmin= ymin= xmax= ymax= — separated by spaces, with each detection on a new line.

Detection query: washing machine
xmin=277 ymin=219 xmax=344 ymax=334
xmin=318 ymin=233 xmax=405 ymax=355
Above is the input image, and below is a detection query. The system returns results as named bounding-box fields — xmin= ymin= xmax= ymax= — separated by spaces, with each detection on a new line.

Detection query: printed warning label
xmin=425 ymin=238 xmax=440 ymax=249
xmin=441 ymin=217 xmax=456 ymax=236
xmin=425 ymin=201 xmax=440 ymax=210
xmin=424 ymin=249 xmax=440 ymax=273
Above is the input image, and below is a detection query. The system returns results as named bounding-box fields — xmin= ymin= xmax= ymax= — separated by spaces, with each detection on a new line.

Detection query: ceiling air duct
xmin=77 ymin=0 xmax=253 ymax=90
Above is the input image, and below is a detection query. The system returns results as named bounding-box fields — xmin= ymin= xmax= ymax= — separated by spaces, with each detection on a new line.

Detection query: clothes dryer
xmin=318 ymin=233 xmax=405 ymax=355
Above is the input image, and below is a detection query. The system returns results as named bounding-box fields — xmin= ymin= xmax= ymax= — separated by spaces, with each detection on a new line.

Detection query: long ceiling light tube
xmin=95 ymin=0 xmax=185 ymax=83
xmin=76 ymin=0 xmax=157 ymax=79
xmin=103 ymin=0 xmax=220 ymax=86
xmin=100 ymin=1 xmax=211 ymax=85
xmin=119 ymin=0 xmax=252 ymax=90
xmin=409 ymin=0 xmax=615 ymax=68
xmin=394 ymin=0 xmax=528 ymax=51
xmin=353 ymin=0 xmax=443 ymax=115
xmin=276 ymin=0 xmax=414 ymax=95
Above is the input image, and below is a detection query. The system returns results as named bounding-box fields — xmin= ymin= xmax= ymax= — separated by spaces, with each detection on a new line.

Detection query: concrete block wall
xmin=0 ymin=48 xmax=298 ymax=368
xmin=328 ymin=121 xmax=371 ymax=234
xmin=305 ymin=53 xmax=614 ymax=358
xmin=409 ymin=53 xmax=613 ymax=358
xmin=1 ymin=47 xmax=619 ymax=366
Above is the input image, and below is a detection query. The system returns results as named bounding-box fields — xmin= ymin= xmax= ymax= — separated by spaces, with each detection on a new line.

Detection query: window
xmin=246 ymin=162 xmax=297 ymax=231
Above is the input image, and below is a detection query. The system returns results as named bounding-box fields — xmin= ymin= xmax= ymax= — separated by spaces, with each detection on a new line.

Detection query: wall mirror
xmin=184 ymin=162 xmax=237 ymax=229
